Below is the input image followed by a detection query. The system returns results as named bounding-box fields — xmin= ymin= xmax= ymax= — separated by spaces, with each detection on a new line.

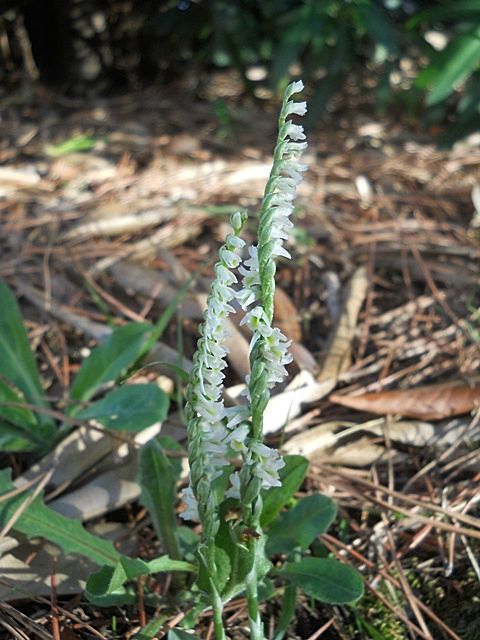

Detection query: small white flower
xmin=225 ymin=471 xmax=241 ymax=500
xmin=285 ymin=79 xmax=304 ymax=98
xmin=180 ymin=486 xmax=200 ymax=521
xmin=250 ymin=441 xmax=285 ymax=489
xmin=285 ymin=100 xmax=307 ymax=117
xmin=224 ymin=404 xmax=249 ymax=429
xmin=185 ymin=215 xmax=248 ymax=509
xmin=282 ymin=122 xmax=306 ymax=141
xmin=228 ymin=422 xmax=250 ymax=452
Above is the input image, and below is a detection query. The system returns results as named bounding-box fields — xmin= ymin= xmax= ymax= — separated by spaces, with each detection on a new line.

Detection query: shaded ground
xmin=0 ymin=73 xmax=479 ymax=639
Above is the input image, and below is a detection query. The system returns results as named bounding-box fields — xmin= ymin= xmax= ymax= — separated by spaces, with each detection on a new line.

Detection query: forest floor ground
xmin=0 ymin=72 xmax=479 ymax=639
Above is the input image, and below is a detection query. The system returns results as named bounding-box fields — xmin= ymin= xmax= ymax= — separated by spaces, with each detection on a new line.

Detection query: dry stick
xmin=323 ymin=531 xmax=429 ymax=639
xmin=41 ymin=340 xmax=64 ymax=390
xmin=57 ymin=327 xmax=71 ymax=394
xmin=50 ymin=557 xmax=61 ymax=640
xmin=137 ymin=576 xmax=147 ymax=628
xmin=0 ymin=603 xmax=52 ymax=640
xmin=447 ymin=491 xmax=480 ymax=576
xmin=36 ymin=598 xmax=108 ymax=640
xmin=0 ymin=619 xmax=30 ymax=640
xmin=321 ymin=534 xmax=462 ymax=640
xmin=322 ymin=466 xmax=480 ymax=530
xmin=384 ymin=525 xmax=433 ymax=639
xmin=444 ymin=450 xmax=480 ymax=479
xmin=348 ymin=482 xmax=480 ymax=539
xmin=403 ymin=408 xmax=480 ymax=492
xmin=409 ymin=242 xmax=461 ymax=328
xmin=82 ymin=271 xmax=147 ymax=323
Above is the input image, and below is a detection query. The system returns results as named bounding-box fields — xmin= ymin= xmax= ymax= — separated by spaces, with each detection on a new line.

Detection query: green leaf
xmin=147 ymin=556 xmax=196 ymax=573
xmin=0 ymin=379 xmax=42 ymax=451
xmin=214 ymin=502 xmax=255 ymax=599
xmin=76 ymin=384 xmax=169 ymax=432
xmin=196 ymin=544 xmax=231 ymax=595
xmin=139 ymin=438 xmax=182 ymax=560
xmin=270 ymin=4 xmax=314 ymax=87
xmin=85 ymin=564 xmax=136 ymax=606
xmin=132 ymin=616 xmax=168 ymax=640
xmin=71 ymin=275 xmax=192 ymax=410
xmin=168 ymin=631 xmax=201 ymax=640
xmin=352 ymin=0 xmax=399 ymax=56
xmin=426 ymin=26 xmax=480 ymax=106
xmin=85 ymin=554 xmax=194 ymax=606
xmin=267 ymin=494 xmax=337 ymax=555
xmin=150 ymin=362 xmax=190 ymax=382
xmin=0 ymin=422 xmax=36 ymax=451
xmin=138 ymin=274 xmax=195 ymax=361
xmin=0 ymin=378 xmax=37 ymax=429
xmin=279 ymin=557 xmax=364 ymax=604
xmin=69 ymin=323 xmax=151 ymax=405
xmin=355 ymin=614 xmax=386 ymax=640
xmin=0 ymin=469 xmax=120 ymax=567
xmin=0 ymin=280 xmax=54 ymax=439
xmin=407 ymin=1 xmax=480 ymax=28
xmin=260 ymin=455 xmax=308 ymax=527
xmin=177 ymin=526 xmax=200 ymax=562
xmin=46 ymin=134 xmax=96 ymax=157
xmin=133 ymin=618 xmax=169 ymax=640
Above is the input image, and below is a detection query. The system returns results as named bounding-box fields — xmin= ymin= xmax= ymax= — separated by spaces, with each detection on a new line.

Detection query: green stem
xmin=211 ymin=589 xmax=226 ymax=640
xmin=245 ymin=553 xmax=264 ymax=640
xmin=273 ymin=549 xmax=301 ymax=640
xmin=272 ymin=584 xmax=297 ymax=640
xmin=207 ymin=540 xmax=226 ymax=640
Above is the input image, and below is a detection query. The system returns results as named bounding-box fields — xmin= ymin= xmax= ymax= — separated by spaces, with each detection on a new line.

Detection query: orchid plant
xmin=180 ymin=81 xmax=363 ymax=639
xmin=0 ymin=81 xmax=363 ymax=640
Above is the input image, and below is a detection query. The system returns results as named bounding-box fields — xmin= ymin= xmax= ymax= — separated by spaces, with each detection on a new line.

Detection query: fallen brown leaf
xmin=330 ymin=381 xmax=480 ymax=420
xmin=318 ymin=266 xmax=369 ymax=383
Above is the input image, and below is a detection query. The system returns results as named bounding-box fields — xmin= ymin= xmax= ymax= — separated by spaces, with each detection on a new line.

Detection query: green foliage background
xmin=1 ymin=1 xmax=479 ymax=139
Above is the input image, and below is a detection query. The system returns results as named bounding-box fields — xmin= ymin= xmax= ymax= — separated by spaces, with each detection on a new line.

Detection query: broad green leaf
xmin=426 ymin=27 xmax=480 ymax=106
xmin=177 ymin=526 xmax=200 ymax=562
xmin=76 ymin=384 xmax=169 ymax=432
xmin=0 ymin=422 xmax=36 ymax=451
xmin=69 ymin=323 xmax=151 ymax=405
xmin=142 ymin=362 xmax=189 ymax=382
xmin=214 ymin=501 xmax=255 ymax=599
xmin=458 ymin=72 xmax=480 ymax=113
xmin=86 ymin=554 xmax=195 ymax=606
xmin=279 ymin=557 xmax=364 ymax=604
xmin=0 ymin=378 xmax=37 ymax=429
xmin=196 ymin=544 xmax=231 ymax=595
xmin=139 ymin=438 xmax=182 ymax=560
xmin=260 ymin=455 xmax=308 ymax=527
xmin=0 ymin=379 xmax=42 ymax=451
xmin=85 ymin=564 xmax=136 ymax=606
xmin=0 ymin=469 xmax=120 ymax=567
xmin=147 ymin=556 xmax=195 ymax=573
xmin=0 ymin=280 xmax=54 ymax=438
xmin=267 ymin=493 xmax=337 ymax=555
xmin=71 ymin=275 xmax=191 ymax=408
